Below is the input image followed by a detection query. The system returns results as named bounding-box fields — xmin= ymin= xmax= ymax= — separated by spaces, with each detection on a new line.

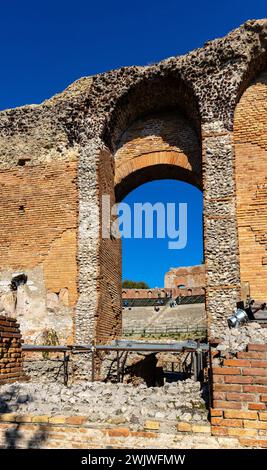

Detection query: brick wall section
xmin=122 ymin=288 xmax=171 ymax=299
xmin=0 ymin=414 xmax=243 ymax=449
xmin=0 ymin=315 xmax=26 ymax=385
xmin=114 ymin=110 xmax=202 ymax=201
xmin=0 ymin=161 xmax=78 ymax=305
xmin=211 ymin=343 xmax=267 ymax=448
xmin=234 ymin=67 xmax=267 ymax=301
xmin=115 ymin=110 xmax=201 ymax=185
xmin=164 ymin=265 xmax=205 ymax=297
xmin=96 ymin=149 xmax=122 ymax=344
xmin=122 ymin=287 xmax=203 ymax=299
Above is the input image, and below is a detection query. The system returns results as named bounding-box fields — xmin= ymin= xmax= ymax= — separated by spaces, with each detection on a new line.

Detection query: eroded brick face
xmin=165 ymin=265 xmax=205 ymax=296
xmin=211 ymin=344 xmax=267 ymax=448
xmin=0 ymin=315 xmax=26 ymax=385
xmin=97 ymin=149 xmax=122 ymax=343
xmin=0 ymin=19 xmax=267 ymax=350
xmin=0 ymin=161 xmax=78 ymax=305
xmin=234 ymin=67 xmax=267 ymax=301
xmin=114 ymin=110 xmax=201 ymax=200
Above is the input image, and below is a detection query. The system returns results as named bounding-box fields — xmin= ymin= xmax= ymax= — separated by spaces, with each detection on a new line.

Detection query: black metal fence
xmin=122 ymin=295 xmax=205 ymax=308
xmin=122 ymin=298 xmax=170 ymax=307
xmin=175 ymin=295 xmax=205 ymax=305
xmin=123 ymin=325 xmax=207 ymax=337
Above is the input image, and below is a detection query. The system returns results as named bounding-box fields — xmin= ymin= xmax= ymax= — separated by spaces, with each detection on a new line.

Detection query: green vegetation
xmin=122 ymin=280 xmax=149 ymax=289
xmin=41 ymin=328 xmax=59 ymax=359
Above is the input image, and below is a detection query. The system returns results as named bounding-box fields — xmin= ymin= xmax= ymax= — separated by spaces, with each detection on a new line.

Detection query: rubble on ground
xmin=0 ymin=378 xmax=208 ymax=433
xmin=216 ymin=322 xmax=267 ymax=353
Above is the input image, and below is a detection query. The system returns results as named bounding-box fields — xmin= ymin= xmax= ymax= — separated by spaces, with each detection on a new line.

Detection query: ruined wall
xmin=122 ymin=288 xmax=172 ymax=299
xmin=96 ymin=149 xmax=122 ymax=343
xmin=0 ymin=162 xmax=78 ymax=300
xmin=0 ymin=20 xmax=267 ymax=348
xmin=0 ymin=315 xmax=26 ymax=385
xmin=164 ymin=265 xmax=205 ymax=296
xmin=0 ymin=414 xmax=243 ymax=449
xmin=114 ymin=110 xmax=201 ymax=200
xmin=234 ymin=67 xmax=267 ymax=302
xmin=122 ymin=287 xmax=203 ymax=299
xmin=0 ymin=99 xmax=80 ymax=344
xmin=0 ymin=161 xmax=78 ymax=343
xmin=211 ymin=343 xmax=267 ymax=448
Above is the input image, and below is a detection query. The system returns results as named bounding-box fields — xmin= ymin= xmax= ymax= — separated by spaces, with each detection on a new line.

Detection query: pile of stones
xmin=0 ymin=378 xmax=208 ymax=433
xmin=216 ymin=322 xmax=267 ymax=353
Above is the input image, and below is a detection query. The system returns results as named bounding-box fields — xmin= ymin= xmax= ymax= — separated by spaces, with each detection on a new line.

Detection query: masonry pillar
xmin=0 ymin=315 xmax=26 ymax=385
xmin=202 ymin=122 xmax=241 ymax=339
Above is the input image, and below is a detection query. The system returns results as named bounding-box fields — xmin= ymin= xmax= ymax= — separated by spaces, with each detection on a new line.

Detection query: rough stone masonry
xmin=0 ymin=19 xmax=267 ymax=351
xmin=0 ymin=19 xmax=267 ymax=449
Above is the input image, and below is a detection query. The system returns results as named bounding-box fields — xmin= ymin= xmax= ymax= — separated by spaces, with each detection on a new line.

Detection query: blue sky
xmin=121 ymin=181 xmax=203 ymax=287
xmin=0 ymin=1 xmax=266 ymax=110
xmin=0 ymin=1 xmax=265 ymax=286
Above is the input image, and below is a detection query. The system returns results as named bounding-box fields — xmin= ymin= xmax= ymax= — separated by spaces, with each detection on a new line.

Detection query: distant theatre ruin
xmin=122 ymin=265 xmax=205 ymax=299
xmin=0 ymin=19 xmax=267 ymax=448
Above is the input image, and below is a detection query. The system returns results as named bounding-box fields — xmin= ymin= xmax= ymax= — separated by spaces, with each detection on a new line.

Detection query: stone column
xmin=75 ymin=140 xmax=101 ymax=346
xmin=202 ymin=122 xmax=241 ymax=339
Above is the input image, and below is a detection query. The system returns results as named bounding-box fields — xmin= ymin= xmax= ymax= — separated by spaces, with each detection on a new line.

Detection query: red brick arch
xmin=114 ymin=110 xmax=202 ymax=201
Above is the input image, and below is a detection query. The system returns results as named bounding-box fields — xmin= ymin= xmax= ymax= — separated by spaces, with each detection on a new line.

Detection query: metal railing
xmin=122 ymin=295 xmax=205 ymax=308
xmin=175 ymin=295 xmax=205 ymax=305
xmin=122 ymin=325 xmax=207 ymax=337
xmin=22 ymin=339 xmax=209 ymax=384
xmin=122 ymin=298 xmax=170 ymax=307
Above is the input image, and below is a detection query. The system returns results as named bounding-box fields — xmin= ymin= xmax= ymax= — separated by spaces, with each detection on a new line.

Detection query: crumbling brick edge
xmin=210 ymin=343 xmax=267 ymax=448
xmin=0 ymin=315 xmax=28 ymax=385
xmin=0 ymin=414 xmax=238 ymax=449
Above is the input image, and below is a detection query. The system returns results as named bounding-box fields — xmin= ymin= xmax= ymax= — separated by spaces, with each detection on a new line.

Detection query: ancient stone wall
xmin=122 ymin=287 xmax=203 ymax=299
xmin=0 ymin=315 xmax=26 ymax=385
xmin=234 ymin=66 xmax=267 ymax=302
xmin=0 ymin=99 xmax=80 ymax=344
xmin=114 ymin=110 xmax=201 ymax=200
xmin=0 ymin=162 xmax=78 ymax=302
xmin=164 ymin=265 xmax=205 ymax=297
xmin=0 ymin=162 xmax=78 ymax=344
xmin=0 ymin=20 xmax=267 ymax=346
xmin=0 ymin=414 xmax=242 ymax=449
xmin=211 ymin=343 xmax=267 ymax=448
xmin=96 ymin=149 xmax=122 ymax=343
xmin=0 ymin=378 xmax=240 ymax=449
xmin=122 ymin=288 xmax=171 ymax=299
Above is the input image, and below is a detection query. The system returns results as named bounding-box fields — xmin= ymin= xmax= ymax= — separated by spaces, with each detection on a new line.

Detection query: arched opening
xmin=120 ymin=178 xmax=206 ymax=341
xmin=94 ymin=72 xmax=205 ymax=349
xmin=110 ymin=105 xmax=206 ymax=345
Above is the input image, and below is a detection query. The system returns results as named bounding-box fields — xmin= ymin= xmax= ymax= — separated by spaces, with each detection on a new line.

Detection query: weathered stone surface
xmin=0 ymin=19 xmax=267 ymax=349
xmin=0 ymin=378 xmax=207 ymax=434
xmin=216 ymin=323 xmax=267 ymax=353
xmin=0 ymin=292 xmax=16 ymax=316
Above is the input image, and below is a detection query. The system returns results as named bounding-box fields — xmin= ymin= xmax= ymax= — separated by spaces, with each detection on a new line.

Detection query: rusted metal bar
xmin=63 ymin=352 xmax=69 ymax=386
xmin=22 ymin=340 xmax=209 ymax=355
xmin=91 ymin=340 xmax=96 ymax=382
xmin=22 ymin=345 xmax=69 ymax=352
xmin=116 ymin=350 xmax=120 ymax=383
xmin=193 ymin=352 xmax=198 ymax=381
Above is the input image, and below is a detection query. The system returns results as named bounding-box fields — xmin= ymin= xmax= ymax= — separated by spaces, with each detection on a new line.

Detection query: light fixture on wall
xmin=228 ymin=308 xmax=248 ymax=328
